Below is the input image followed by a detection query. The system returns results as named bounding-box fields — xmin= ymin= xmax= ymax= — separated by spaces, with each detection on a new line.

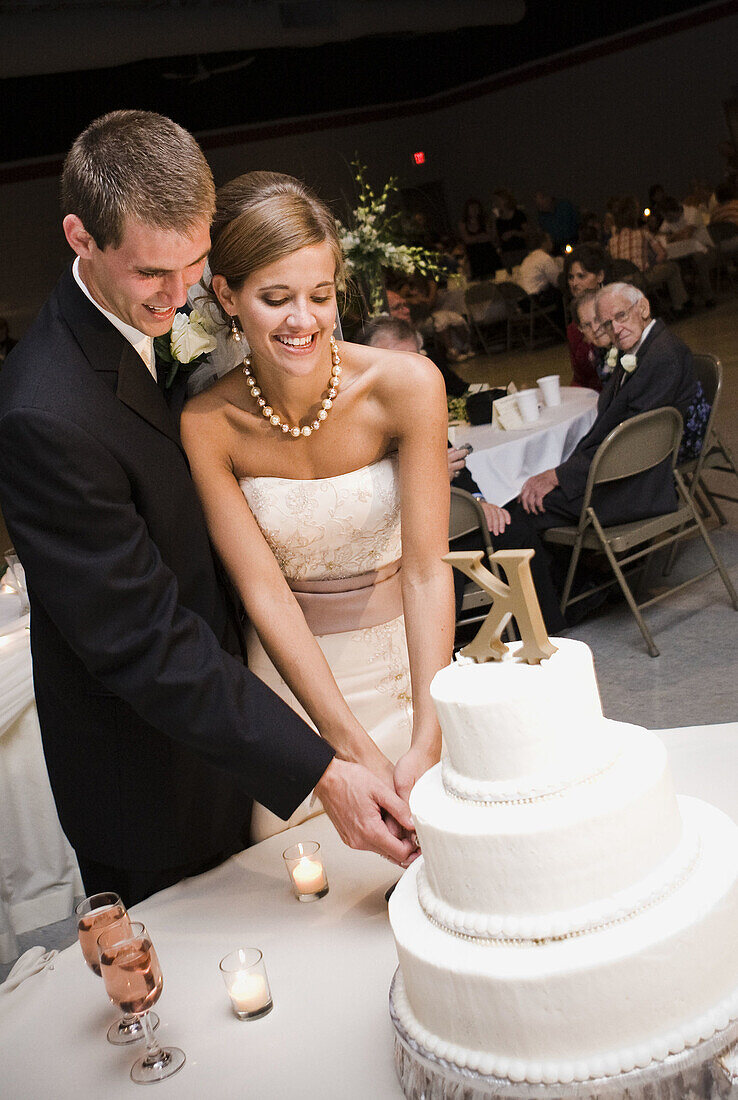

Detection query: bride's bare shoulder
xmin=344 ymin=341 xmax=444 ymax=403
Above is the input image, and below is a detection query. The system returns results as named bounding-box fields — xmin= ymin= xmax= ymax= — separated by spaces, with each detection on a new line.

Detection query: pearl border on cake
xmin=416 ymin=829 xmax=701 ymax=944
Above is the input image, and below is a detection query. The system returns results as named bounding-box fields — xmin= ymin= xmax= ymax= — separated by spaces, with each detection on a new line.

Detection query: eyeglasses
xmin=578 ymin=320 xmax=607 ymax=335
xmin=598 ymin=302 xmax=637 ymax=330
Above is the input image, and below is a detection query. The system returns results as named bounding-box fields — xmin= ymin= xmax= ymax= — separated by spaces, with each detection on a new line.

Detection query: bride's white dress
xmin=239 ymin=453 xmax=413 ymax=841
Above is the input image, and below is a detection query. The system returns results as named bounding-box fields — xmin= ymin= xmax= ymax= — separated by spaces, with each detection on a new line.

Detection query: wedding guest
xmin=608 ymin=195 xmax=691 ymax=317
xmin=516 ymin=229 xmax=566 ymax=331
xmin=563 ymin=244 xmax=612 ymax=390
xmin=386 ymin=286 xmax=467 ymax=396
xmin=572 ymin=291 xmax=616 ymax=389
xmin=359 ymin=314 xmax=509 ymax=616
xmin=492 ymin=189 xmax=528 ymax=267
xmin=458 ymin=198 xmax=502 ymax=280
xmin=516 ymin=230 xmax=562 ymax=297
xmin=657 ymin=195 xmax=715 ymax=307
xmin=0 ymin=111 xmax=418 ymax=907
xmin=710 ymin=178 xmax=738 ymax=229
xmin=534 ymin=191 xmax=579 ymax=254
xmin=489 ymin=284 xmax=703 ymax=629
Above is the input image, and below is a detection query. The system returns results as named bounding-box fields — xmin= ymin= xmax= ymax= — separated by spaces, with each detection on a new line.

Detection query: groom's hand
xmin=315 ymin=759 xmax=419 ymax=867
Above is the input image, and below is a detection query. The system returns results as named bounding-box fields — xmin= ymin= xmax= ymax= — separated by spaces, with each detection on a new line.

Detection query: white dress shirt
xmin=72 ymin=257 xmax=156 ymax=380
xmin=516 ymin=249 xmax=562 ymax=296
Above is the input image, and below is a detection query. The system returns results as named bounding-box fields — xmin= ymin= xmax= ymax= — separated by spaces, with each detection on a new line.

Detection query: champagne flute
xmin=75 ymin=892 xmax=159 ymax=1045
xmin=98 ymin=921 xmax=185 ymax=1085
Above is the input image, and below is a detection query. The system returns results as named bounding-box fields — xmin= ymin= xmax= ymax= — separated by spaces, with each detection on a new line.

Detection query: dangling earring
xmin=230 ymin=317 xmax=242 ymax=343
xmin=330 ymin=335 xmax=340 ymax=367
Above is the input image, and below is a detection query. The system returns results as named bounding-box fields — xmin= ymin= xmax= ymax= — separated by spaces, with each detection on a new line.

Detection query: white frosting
xmin=416 ymin=825 xmax=700 ymax=942
xmin=413 ymin=723 xmax=683 ymax=919
xmin=431 ymin=639 xmax=605 ymax=785
xmin=390 ymin=797 xmax=738 ymax=1083
xmin=389 ymin=639 xmax=738 ymax=1086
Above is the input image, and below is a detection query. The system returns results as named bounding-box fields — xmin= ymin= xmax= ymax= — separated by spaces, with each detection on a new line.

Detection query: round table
xmin=1 ymin=721 xmax=737 ymax=1099
xmin=459 ymin=386 xmax=598 ymax=506
xmin=0 ymin=583 xmax=81 ymax=964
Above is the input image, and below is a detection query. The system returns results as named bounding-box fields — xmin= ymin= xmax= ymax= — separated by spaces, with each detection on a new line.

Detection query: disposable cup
xmin=515 ymin=389 xmax=540 ymax=423
xmin=537 ymin=374 xmax=561 ymax=407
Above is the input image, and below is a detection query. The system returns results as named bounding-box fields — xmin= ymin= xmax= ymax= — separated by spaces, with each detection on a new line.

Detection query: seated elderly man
xmin=492 ymin=282 xmax=703 ymax=629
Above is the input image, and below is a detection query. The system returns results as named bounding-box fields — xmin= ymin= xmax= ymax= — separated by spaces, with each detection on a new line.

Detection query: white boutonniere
xmin=606 ymin=346 xmax=619 ymax=368
xmin=620 ymin=353 xmax=638 ymax=374
xmin=154 ymin=310 xmax=218 ymax=388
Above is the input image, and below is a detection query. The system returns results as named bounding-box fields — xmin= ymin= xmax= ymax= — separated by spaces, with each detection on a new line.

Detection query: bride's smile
xmin=215 ymin=240 xmax=337 ymax=385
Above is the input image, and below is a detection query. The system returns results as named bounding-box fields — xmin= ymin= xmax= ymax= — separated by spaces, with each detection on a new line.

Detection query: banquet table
xmin=0 ymin=581 xmax=82 ymax=963
xmin=2 ymin=721 xmax=737 ymax=1100
xmin=460 ymin=385 xmax=598 ymax=506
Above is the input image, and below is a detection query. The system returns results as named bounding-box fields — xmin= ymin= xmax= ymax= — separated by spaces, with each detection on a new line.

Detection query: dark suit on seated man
xmin=493 ymin=283 xmax=700 ymax=630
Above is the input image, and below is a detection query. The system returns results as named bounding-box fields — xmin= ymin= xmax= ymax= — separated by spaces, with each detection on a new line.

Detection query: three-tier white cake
xmin=389 ymin=638 xmax=738 ymax=1086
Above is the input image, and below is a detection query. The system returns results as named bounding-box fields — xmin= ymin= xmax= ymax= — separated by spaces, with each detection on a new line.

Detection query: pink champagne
xmin=100 ymin=937 xmax=163 ymax=1015
xmin=77 ymin=904 xmax=128 ymax=976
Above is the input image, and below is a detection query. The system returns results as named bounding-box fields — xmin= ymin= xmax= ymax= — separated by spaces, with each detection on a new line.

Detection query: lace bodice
xmin=239 ymin=453 xmax=401 ymax=583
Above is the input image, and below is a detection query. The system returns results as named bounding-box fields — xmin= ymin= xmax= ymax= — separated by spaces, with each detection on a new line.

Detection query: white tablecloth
xmin=0 ymin=587 xmax=82 ymax=963
xmin=1 ymin=721 xmax=736 ymax=1099
xmin=462 ymin=385 xmax=598 ymax=505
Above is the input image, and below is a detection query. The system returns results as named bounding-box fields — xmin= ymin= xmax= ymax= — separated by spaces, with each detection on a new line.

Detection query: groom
xmin=0 ymin=110 xmax=416 ymax=905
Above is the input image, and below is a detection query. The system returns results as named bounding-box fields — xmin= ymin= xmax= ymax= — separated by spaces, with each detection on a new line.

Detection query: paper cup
xmin=537 ymin=374 xmax=561 ymax=407
xmin=515 ymin=389 xmax=540 ymax=423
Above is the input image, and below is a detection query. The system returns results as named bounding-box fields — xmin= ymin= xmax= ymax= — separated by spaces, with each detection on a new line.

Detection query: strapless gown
xmin=239 ymin=453 xmax=412 ymax=840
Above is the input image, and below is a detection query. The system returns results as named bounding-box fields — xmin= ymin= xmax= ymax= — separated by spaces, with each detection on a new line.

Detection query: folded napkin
xmin=0 ymin=946 xmax=57 ymax=994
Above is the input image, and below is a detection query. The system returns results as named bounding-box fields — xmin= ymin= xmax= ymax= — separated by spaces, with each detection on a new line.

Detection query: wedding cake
xmin=389 ymin=638 xmax=738 ymax=1086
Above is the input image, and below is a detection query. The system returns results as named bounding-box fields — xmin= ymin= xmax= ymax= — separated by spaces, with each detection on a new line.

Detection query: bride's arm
xmin=180 ymin=400 xmax=393 ymax=785
xmin=381 ymin=354 xmax=456 ymax=800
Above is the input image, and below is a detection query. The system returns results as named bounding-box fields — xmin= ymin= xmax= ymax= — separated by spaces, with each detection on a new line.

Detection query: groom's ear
xmin=63 ymin=214 xmax=97 ymax=259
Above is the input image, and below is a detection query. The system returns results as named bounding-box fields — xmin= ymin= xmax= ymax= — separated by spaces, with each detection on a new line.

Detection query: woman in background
xmin=563 ymin=244 xmax=612 ymax=391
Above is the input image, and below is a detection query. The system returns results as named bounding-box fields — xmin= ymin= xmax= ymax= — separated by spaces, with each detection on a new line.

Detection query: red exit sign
xmin=413 ymin=151 xmax=426 ymax=165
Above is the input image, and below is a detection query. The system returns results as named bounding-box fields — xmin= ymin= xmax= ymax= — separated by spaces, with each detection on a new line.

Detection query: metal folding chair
xmin=686 ymin=353 xmax=738 ymax=525
xmin=543 ymin=407 xmax=738 ymax=657
xmin=495 ymin=281 xmax=564 ymax=350
xmin=463 ymin=282 xmax=506 ymax=354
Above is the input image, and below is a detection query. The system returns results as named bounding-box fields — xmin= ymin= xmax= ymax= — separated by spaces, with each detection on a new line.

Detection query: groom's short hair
xmin=61 ymin=110 xmax=215 ymax=250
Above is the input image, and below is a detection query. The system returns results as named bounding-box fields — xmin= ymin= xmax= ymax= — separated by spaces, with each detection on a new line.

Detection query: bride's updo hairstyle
xmin=208 ymin=171 xmax=344 ymax=307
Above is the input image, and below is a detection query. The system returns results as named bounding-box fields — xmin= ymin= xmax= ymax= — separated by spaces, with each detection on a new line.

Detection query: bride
xmin=181 ymin=171 xmax=454 ymax=840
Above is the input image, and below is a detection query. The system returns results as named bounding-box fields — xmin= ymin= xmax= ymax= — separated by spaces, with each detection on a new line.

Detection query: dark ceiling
xmin=0 ymin=0 xmax=727 ymax=165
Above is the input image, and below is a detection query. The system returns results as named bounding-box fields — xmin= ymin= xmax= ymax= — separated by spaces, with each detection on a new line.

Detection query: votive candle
xmin=282 ymin=841 xmax=329 ymax=902
xmin=219 ymin=948 xmax=273 ymax=1021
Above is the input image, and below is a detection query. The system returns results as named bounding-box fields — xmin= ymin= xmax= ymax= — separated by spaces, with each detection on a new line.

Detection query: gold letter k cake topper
xmin=445 ymin=549 xmax=557 ymax=665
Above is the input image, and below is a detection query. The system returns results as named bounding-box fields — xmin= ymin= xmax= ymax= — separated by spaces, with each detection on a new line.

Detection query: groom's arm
xmin=0 ymin=406 xmax=418 ymax=863
xmin=0 ymin=406 xmax=334 ymax=819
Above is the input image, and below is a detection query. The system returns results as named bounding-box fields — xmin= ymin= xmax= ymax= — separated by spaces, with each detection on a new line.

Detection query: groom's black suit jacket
xmin=550 ymin=319 xmax=698 ymax=525
xmin=0 ymin=267 xmax=334 ymax=869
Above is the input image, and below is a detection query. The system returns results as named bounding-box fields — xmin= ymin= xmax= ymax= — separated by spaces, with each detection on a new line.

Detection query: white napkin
xmin=0 ymin=946 xmax=57 ymax=994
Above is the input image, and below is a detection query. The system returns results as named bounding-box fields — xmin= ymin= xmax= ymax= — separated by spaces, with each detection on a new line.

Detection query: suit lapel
xmin=116 ymin=342 xmax=183 ymax=450
xmin=57 ymin=266 xmax=184 ymax=453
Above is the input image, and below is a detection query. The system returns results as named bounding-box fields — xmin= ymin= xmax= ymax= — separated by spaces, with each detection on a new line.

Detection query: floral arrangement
xmin=154 ymin=310 xmax=218 ymax=388
xmin=337 ymin=161 xmax=444 ymax=314
xmin=447 ymin=394 xmax=469 ymax=423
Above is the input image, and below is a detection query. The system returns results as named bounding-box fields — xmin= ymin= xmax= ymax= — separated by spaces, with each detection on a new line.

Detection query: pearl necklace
xmin=242 ymin=335 xmax=342 ymax=438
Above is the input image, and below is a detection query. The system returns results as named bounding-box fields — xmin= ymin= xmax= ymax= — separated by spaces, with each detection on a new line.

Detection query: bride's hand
xmin=394 ymin=743 xmax=441 ymax=803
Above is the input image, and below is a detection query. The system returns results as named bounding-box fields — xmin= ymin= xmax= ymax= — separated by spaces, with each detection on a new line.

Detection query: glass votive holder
xmin=219 ymin=948 xmax=273 ymax=1021
xmin=282 ymin=841 xmax=329 ymax=902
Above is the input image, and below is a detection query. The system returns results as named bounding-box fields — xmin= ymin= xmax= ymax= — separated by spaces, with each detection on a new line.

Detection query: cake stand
xmin=390 ymin=971 xmax=738 ymax=1100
